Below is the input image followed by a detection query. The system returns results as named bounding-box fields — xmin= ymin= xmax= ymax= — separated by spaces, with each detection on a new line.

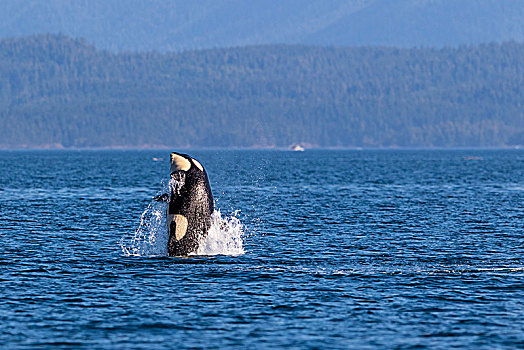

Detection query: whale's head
xmin=170 ymin=152 xmax=191 ymax=174
xmin=170 ymin=152 xmax=205 ymax=178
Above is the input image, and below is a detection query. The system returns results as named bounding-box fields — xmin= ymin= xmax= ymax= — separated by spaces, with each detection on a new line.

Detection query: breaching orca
xmin=154 ymin=152 xmax=214 ymax=256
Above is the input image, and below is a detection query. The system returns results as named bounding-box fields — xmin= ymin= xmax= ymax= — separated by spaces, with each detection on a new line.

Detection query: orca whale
xmin=155 ymin=152 xmax=214 ymax=256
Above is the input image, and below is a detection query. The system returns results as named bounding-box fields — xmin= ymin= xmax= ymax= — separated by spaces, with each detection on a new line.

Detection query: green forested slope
xmin=0 ymin=35 xmax=522 ymax=148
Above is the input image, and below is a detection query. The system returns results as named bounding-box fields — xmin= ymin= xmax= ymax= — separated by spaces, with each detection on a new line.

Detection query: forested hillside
xmin=1 ymin=0 xmax=524 ymax=51
xmin=0 ymin=35 xmax=522 ymax=148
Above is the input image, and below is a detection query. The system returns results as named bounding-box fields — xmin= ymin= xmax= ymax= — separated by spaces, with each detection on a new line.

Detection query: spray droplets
xmin=169 ymin=173 xmax=186 ymax=195
xmin=195 ymin=210 xmax=245 ymax=256
xmin=120 ymin=198 xmax=168 ymax=256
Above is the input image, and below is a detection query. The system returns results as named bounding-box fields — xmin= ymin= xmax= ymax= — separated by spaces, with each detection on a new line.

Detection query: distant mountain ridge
xmin=0 ymin=35 xmax=522 ymax=149
xmin=1 ymin=0 xmax=524 ymax=52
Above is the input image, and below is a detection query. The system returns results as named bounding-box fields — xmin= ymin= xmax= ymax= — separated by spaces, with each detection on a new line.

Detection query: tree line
xmin=0 ymin=34 xmax=522 ymax=148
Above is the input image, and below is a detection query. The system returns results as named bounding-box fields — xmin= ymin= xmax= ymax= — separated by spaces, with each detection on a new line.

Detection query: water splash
xmin=120 ymin=179 xmax=245 ymax=257
xmin=194 ymin=210 xmax=245 ymax=256
xmin=120 ymin=198 xmax=168 ymax=257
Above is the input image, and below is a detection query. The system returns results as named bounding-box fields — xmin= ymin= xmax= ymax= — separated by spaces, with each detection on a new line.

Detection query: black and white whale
xmin=155 ymin=152 xmax=214 ymax=256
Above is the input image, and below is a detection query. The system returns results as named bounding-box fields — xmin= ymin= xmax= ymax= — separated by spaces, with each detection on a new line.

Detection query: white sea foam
xmin=120 ymin=180 xmax=245 ymax=257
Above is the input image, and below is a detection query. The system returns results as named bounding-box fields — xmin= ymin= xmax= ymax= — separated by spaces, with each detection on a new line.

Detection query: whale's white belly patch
xmin=168 ymin=214 xmax=188 ymax=240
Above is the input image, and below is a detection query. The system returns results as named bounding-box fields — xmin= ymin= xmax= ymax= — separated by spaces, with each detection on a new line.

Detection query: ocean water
xmin=0 ymin=149 xmax=522 ymax=349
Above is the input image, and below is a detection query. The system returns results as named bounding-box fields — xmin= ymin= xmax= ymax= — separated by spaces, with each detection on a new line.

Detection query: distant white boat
xmin=291 ymin=144 xmax=305 ymax=152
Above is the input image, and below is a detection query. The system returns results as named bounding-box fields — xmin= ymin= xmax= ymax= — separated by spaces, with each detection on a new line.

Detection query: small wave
xmin=120 ymin=193 xmax=245 ymax=257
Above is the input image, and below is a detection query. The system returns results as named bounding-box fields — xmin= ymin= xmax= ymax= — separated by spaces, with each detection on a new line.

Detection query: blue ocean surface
xmin=0 ymin=150 xmax=522 ymax=349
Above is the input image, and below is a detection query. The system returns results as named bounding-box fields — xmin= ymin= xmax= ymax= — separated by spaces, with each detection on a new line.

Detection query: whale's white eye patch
xmin=170 ymin=153 xmax=191 ymax=172
xmin=192 ymin=158 xmax=204 ymax=171
xmin=168 ymin=214 xmax=188 ymax=241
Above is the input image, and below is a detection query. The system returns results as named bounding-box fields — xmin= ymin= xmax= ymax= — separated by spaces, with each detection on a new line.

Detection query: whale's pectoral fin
xmin=153 ymin=193 xmax=169 ymax=202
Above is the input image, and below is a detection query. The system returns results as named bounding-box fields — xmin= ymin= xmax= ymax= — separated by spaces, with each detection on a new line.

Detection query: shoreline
xmin=0 ymin=145 xmax=521 ymax=151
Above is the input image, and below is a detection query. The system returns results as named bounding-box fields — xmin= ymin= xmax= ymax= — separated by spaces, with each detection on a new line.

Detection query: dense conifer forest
xmin=0 ymin=35 xmax=522 ymax=148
